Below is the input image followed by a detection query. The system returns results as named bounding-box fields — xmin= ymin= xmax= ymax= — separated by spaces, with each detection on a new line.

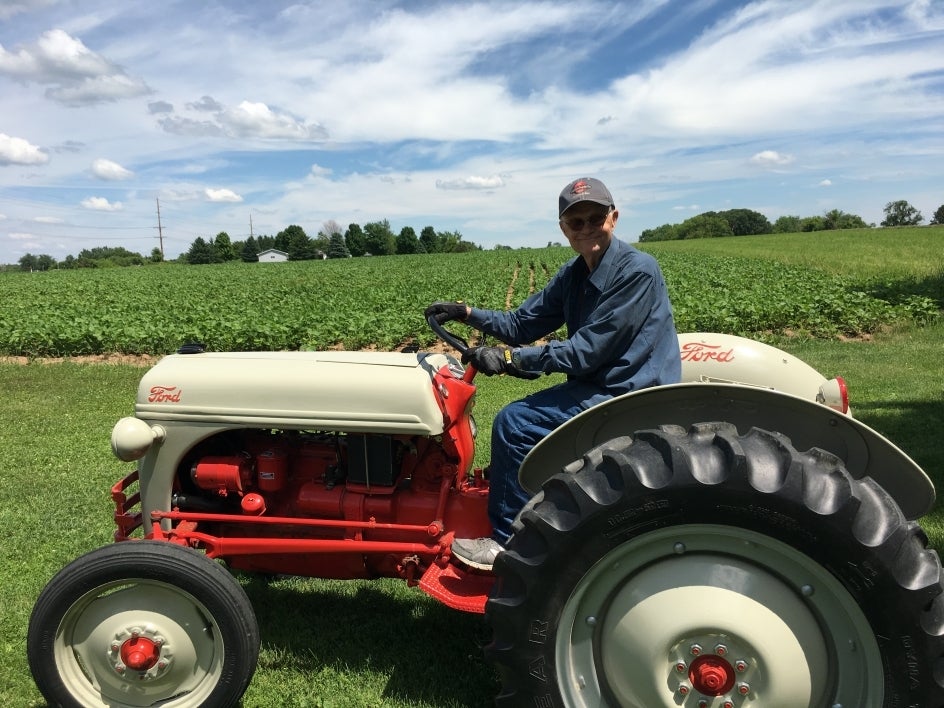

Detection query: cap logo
xmin=571 ymin=180 xmax=592 ymax=196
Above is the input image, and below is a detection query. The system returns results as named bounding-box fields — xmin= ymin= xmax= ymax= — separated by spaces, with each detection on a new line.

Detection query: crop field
xmin=2 ymin=228 xmax=942 ymax=706
xmin=1 ymin=233 xmax=939 ymax=358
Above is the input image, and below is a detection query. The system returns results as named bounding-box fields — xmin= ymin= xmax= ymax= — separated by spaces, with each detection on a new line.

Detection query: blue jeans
xmin=487 ymin=382 xmax=600 ymax=544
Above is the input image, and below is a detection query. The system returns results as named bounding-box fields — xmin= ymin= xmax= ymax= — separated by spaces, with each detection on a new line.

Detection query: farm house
xmin=257 ymin=248 xmax=289 ymax=262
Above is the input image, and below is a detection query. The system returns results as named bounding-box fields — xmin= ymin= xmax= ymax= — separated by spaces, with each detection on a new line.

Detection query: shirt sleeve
xmin=519 ymin=267 xmax=658 ymax=377
xmin=465 ymin=267 xmax=569 ymax=345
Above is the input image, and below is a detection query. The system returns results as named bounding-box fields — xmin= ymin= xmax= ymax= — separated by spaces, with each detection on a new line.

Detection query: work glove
xmin=459 ymin=346 xmax=517 ymax=376
xmin=425 ymin=301 xmax=469 ymax=324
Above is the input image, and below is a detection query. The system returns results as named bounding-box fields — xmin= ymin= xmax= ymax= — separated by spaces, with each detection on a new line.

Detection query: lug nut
xmin=714 ymin=643 xmax=728 ymax=656
xmin=675 ymin=661 xmax=687 ymax=673
xmin=735 ymin=659 xmax=748 ymax=672
xmin=738 ymin=681 xmax=751 ymax=695
xmin=690 ymin=643 xmax=703 ymax=656
xmin=678 ymin=684 xmax=690 ymax=696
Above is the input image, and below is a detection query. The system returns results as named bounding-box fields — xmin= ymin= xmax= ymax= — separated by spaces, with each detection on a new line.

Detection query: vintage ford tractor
xmin=27 ymin=318 xmax=944 ymax=707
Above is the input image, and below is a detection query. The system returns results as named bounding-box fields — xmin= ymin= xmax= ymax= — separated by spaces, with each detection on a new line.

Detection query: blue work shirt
xmin=466 ymin=238 xmax=681 ymax=408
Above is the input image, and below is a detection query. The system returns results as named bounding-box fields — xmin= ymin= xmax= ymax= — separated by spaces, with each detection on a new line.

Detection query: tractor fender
xmin=519 ymin=382 xmax=934 ymax=520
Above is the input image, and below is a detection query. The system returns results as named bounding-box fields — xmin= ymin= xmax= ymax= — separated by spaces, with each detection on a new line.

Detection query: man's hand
xmin=424 ymin=301 xmax=468 ymax=323
xmin=461 ymin=346 xmax=507 ymax=375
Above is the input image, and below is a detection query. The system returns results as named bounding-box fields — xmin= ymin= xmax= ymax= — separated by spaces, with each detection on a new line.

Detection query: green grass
xmin=642 ymin=226 xmax=944 ymax=307
xmin=3 ymin=227 xmax=943 ymax=706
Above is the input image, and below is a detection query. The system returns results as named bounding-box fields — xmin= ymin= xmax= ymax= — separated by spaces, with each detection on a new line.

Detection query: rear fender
xmin=519 ymin=382 xmax=934 ymax=520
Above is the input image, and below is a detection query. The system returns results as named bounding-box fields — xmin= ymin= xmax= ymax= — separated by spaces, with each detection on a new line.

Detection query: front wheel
xmin=28 ymin=540 xmax=260 ymax=708
xmin=486 ymin=423 xmax=944 ymax=707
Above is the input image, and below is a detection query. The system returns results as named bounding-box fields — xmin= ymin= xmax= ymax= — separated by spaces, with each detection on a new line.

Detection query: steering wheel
xmin=427 ymin=315 xmax=472 ymax=356
xmin=426 ymin=315 xmax=540 ymax=380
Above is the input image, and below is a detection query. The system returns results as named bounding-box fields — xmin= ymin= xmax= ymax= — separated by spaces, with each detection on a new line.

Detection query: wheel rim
xmin=52 ymin=578 xmax=226 ymax=707
xmin=555 ymin=524 xmax=883 ymax=707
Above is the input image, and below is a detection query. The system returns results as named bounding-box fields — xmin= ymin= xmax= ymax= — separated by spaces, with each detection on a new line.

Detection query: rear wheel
xmin=486 ymin=423 xmax=944 ymax=707
xmin=28 ymin=540 xmax=259 ymax=708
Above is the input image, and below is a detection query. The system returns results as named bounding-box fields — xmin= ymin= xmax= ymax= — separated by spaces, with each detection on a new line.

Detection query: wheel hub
xmin=120 ymin=635 xmax=160 ymax=671
xmin=689 ymin=655 xmax=735 ymax=696
xmin=106 ymin=624 xmax=171 ymax=679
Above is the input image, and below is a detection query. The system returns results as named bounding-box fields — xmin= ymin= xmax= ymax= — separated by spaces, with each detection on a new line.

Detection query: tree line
xmin=9 ymin=200 xmax=943 ymax=272
xmin=640 ymin=200 xmax=943 ymax=242
xmin=7 ymin=219 xmax=482 ymax=271
xmin=185 ymin=219 xmax=480 ymax=265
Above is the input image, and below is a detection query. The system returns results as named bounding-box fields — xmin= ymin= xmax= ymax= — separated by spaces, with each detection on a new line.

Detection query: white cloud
xmin=91 ymin=158 xmax=133 ymax=180
xmin=436 ymin=175 xmax=506 ymax=190
xmin=818 ymin=179 xmax=833 ymax=187
xmin=219 ymin=101 xmax=327 ymax=141
xmin=204 ymin=188 xmax=243 ymax=203
xmin=0 ymin=133 xmax=49 ymax=165
xmin=9 ymin=232 xmax=37 ymax=240
xmin=0 ymin=29 xmax=149 ymax=105
xmin=34 ymin=216 xmax=64 ymax=223
xmin=81 ymin=196 xmax=123 ymax=211
xmin=750 ymin=150 xmax=795 ymax=167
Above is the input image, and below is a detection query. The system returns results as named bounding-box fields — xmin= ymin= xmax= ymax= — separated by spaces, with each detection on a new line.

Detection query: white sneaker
xmin=451 ymin=537 xmax=503 ymax=570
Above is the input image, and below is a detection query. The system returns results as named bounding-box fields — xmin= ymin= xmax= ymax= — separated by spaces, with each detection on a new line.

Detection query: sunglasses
xmin=560 ymin=208 xmax=612 ymax=231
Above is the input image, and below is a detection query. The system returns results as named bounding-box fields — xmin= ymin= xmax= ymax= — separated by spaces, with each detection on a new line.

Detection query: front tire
xmin=28 ymin=540 xmax=260 ymax=708
xmin=486 ymin=423 xmax=944 ymax=707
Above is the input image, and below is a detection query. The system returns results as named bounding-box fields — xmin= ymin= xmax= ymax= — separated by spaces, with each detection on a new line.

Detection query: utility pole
xmin=249 ymin=212 xmax=254 ymax=239
xmin=155 ymin=198 xmax=165 ymax=260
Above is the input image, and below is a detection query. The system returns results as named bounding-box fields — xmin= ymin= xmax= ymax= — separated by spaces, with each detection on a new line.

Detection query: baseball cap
xmin=559 ymin=177 xmax=615 ymax=218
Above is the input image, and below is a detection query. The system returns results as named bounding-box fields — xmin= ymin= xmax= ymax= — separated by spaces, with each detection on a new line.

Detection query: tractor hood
xmin=132 ymin=350 xmax=457 ymax=435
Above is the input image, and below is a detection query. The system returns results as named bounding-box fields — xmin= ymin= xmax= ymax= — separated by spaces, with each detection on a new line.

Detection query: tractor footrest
xmin=418 ymin=560 xmax=492 ymax=614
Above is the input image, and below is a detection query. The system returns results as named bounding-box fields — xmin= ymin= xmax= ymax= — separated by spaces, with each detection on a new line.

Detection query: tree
xmin=420 ymin=226 xmax=440 ymax=253
xmin=396 ymin=226 xmax=419 ymax=254
xmin=19 ymin=253 xmax=39 ymax=271
xmin=185 ymin=237 xmax=214 ymax=264
xmin=213 ymin=232 xmax=236 ymax=261
xmin=345 ymin=223 xmax=366 ymax=257
xmin=638 ymin=224 xmax=680 ymax=242
xmin=241 ymin=236 xmax=259 ymax=262
xmin=314 ymin=220 xmax=341 ymax=255
xmin=677 ymin=213 xmax=734 ymax=240
xmin=823 ymin=209 xmax=868 ymax=230
xmin=717 ymin=208 xmax=771 ymax=236
xmin=881 ymin=200 xmax=923 ymax=227
xmin=930 ymin=204 xmax=944 ymax=226
xmin=279 ymin=224 xmax=317 ymax=260
xmin=327 ymin=232 xmax=351 ymax=258
xmin=772 ymin=215 xmax=803 ymax=233
xmin=800 ymin=216 xmax=826 ymax=232
xmin=363 ymin=220 xmax=396 ymax=256
xmin=150 ymin=248 xmax=164 ymax=263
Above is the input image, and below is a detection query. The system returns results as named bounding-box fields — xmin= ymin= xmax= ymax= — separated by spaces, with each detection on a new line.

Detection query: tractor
xmin=27 ymin=316 xmax=944 ymax=707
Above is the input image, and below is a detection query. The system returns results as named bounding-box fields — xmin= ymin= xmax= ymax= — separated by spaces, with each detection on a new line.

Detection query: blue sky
xmin=0 ymin=0 xmax=942 ymax=263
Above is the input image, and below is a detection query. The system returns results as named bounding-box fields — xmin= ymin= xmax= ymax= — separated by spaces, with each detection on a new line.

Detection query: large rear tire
xmin=28 ymin=540 xmax=259 ymax=708
xmin=486 ymin=423 xmax=944 ymax=707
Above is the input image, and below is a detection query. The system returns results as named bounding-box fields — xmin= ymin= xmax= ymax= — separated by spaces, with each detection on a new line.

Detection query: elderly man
xmin=426 ymin=177 xmax=681 ymax=570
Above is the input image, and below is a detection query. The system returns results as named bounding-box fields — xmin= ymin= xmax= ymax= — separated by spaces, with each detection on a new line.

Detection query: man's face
xmin=559 ymin=203 xmax=618 ymax=263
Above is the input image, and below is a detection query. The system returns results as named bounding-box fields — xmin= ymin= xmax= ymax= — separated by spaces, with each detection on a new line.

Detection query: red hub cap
xmin=689 ymin=654 xmax=736 ymax=696
xmin=120 ymin=636 xmax=160 ymax=671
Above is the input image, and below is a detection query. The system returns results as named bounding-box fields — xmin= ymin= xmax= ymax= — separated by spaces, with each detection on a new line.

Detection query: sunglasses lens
xmin=564 ymin=211 xmax=608 ymax=230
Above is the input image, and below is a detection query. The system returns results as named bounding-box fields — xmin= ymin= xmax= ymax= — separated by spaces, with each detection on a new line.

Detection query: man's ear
xmin=611 ymin=209 xmax=619 ymax=226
